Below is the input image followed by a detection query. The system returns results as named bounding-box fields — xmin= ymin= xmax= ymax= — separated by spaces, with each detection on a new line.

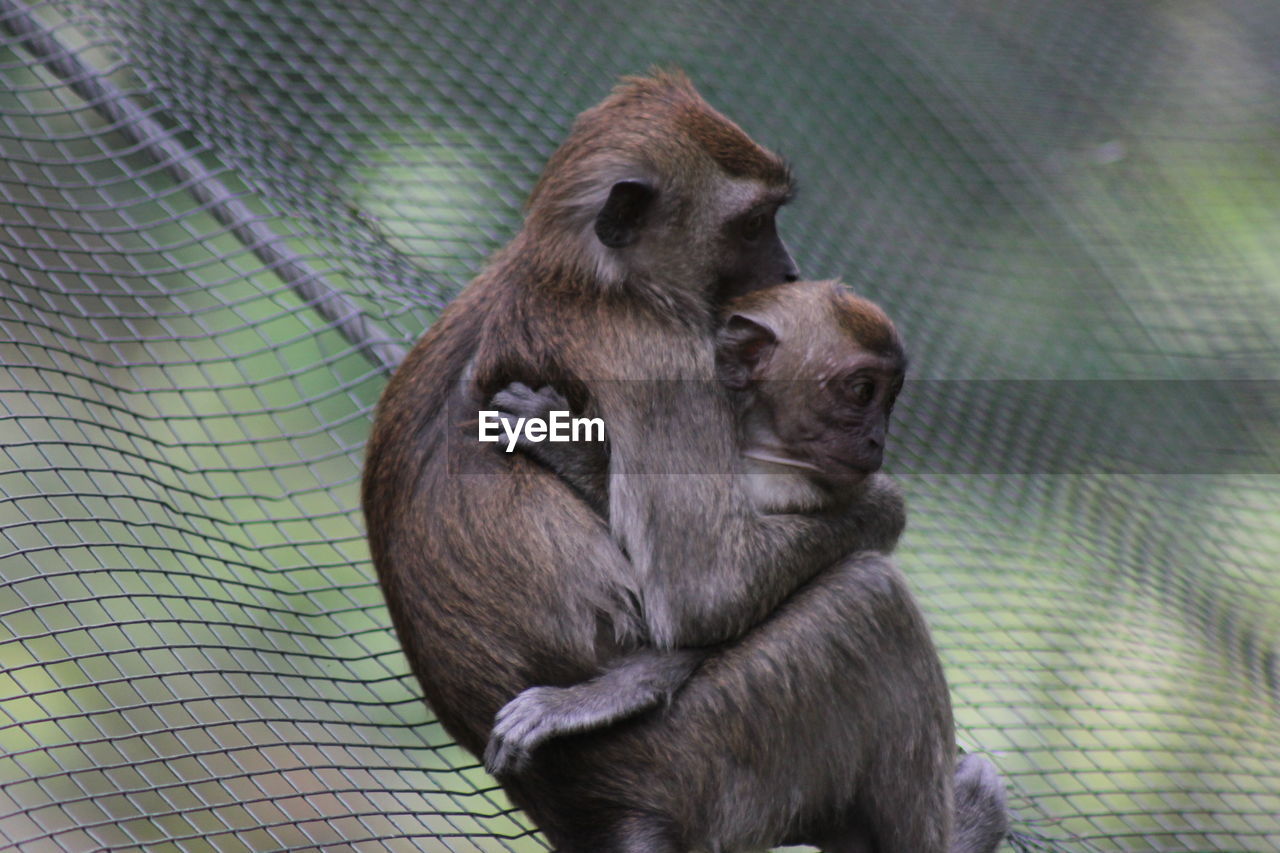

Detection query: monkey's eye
xmin=740 ymin=212 xmax=769 ymax=242
xmin=845 ymin=379 xmax=876 ymax=407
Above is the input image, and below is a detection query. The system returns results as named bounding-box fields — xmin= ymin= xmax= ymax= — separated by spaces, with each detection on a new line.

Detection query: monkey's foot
xmin=952 ymin=753 xmax=1009 ymax=853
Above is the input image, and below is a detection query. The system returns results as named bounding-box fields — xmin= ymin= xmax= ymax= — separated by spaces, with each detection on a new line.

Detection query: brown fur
xmin=728 ymin=279 xmax=902 ymax=363
xmin=829 ymin=285 xmax=902 ymax=359
xmin=527 ymin=71 xmax=789 ymax=222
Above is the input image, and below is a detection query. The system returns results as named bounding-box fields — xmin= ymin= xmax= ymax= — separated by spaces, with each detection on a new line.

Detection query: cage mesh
xmin=1 ymin=0 xmax=1278 ymax=850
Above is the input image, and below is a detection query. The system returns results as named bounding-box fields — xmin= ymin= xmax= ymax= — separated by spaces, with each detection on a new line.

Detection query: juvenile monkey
xmin=482 ymin=279 xmax=908 ymax=770
xmin=364 ymin=72 xmax=1005 ymax=852
xmin=484 ymin=283 xmax=1005 ymax=853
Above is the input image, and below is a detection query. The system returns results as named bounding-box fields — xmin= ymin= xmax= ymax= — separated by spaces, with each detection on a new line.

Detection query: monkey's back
xmin=361 ymin=277 xmax=634 ymax=754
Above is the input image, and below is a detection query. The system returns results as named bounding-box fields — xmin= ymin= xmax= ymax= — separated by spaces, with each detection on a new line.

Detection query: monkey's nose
xmin=778 ymin=243 xmax=800 ymax=283
xmin=859 ymin=439 xmax=884 ymax=473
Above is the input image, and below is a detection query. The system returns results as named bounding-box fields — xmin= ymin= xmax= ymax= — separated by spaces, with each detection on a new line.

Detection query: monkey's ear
xmin=594 ymin=180 xmax=656 ymax=248
xmin=716 ymin=314 xmax=778 ymax=391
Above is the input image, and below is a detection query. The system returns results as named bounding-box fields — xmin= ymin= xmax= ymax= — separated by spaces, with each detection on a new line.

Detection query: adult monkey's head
xmin=522 ymin=69 xmax=799 ymax=310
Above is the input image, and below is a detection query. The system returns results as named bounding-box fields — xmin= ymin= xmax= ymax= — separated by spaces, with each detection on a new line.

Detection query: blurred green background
xmin=1 ymin=0 xmax=1278 ymax=850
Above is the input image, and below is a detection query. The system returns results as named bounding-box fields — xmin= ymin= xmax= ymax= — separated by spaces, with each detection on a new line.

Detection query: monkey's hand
xmin=484 ymin=649 xmax=704 ymax=775
xmin=490 ymin=382 xmax=610 ymax=514
xmin=484 ymin=685 xmax=580 ymax=775
xmin=490 ymin=383 xmax=574 ymax=470
xmin=491 ymin=381 xmax=569 ymax=424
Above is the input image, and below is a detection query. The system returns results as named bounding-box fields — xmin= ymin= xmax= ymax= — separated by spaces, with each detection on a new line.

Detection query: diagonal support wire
xmin=0 ymin=0 xmax=408 ymax=374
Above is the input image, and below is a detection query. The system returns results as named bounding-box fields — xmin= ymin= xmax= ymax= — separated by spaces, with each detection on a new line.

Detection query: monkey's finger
xmin=482 ymin=740 xmax=505 ymax=774
xmin=483 ymin=733 xmax=511 ymax=774
xmin=488 ymin=382 xmax=536 ymax=407
xmin=490 ymin=389 xmax=546 ymax=416
xmin=488 ymin=390 xmax=525 ymax=410
xmin=534 ymin=385 xmax=570 ymax=405
xmin=483 ymin=734 xmax=529 ymax=776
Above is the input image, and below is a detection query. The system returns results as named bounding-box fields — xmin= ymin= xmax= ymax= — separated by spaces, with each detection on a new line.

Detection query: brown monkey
xmin=483 ymin=281 xmax=1008 ymax=852
xmin=363 ymin=72 xmax=1004 ymax=852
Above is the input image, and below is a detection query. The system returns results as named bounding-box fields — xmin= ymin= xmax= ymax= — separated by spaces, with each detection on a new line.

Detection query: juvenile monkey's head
xmin=717 ymin=280 xmax=906 ymax=491
xmin=524 ymin=70 xmax=798 ymax=306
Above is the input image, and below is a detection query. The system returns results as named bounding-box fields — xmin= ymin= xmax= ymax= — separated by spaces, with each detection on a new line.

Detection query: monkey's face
xmin=778 ymin=359 xmax=905 ymax=487
xmin=719 ymin=280 xmax=908 ymax=490
xmin=707 ymin=184 xmax=799 ymax=305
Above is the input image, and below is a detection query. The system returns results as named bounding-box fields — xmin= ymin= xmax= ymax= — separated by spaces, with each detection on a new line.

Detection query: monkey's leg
xmin=595 ymin=813 xmax=683 ymax=853
xmin=820 ymin=753 xmax=1008 ymax=853
xmin=515 ymin=796 xmax=683 ymax=853
xmin=518 ymin=553 xmax=956 ymax=853
xmin=824 ymin=759 xmax=1009 ymax=853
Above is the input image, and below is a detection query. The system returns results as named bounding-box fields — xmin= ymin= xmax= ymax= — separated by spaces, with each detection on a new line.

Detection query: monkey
xmin=481 ymin=279 xmax=906 ymax=769
xmin=482 ymin=280 xmax=1009 ymax=851
xmin=363 ymin=71 xmax=1006 ymax=852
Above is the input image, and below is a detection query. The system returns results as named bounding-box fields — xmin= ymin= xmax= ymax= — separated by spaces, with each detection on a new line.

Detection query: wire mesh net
xmin=1 ymin=0 xmax=1278 ymax=850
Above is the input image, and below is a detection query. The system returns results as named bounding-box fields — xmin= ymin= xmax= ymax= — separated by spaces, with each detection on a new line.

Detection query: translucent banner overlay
xmin=445 ymin=380 xmax=1279 ymax=476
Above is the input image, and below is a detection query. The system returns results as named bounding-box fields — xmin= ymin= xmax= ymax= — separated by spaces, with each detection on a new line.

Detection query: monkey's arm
xmin=483 ymin=647 xmax=706 ymax=775
xmin=490 ymin=382 xmax=610 ymax=515
xmin=827 ymin=471 xmax=906 ymax=554
xmin=492 ymin=382 xmax=904 ymax=555
xmin=603 ymin=377 xmax=906 ymax=648
xmin=479 ymin=466 xmax=904 ymax=777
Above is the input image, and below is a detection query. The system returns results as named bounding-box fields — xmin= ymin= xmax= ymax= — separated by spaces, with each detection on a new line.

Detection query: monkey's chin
xmin=809 ymin=458 xmax=880 ymax=497
xmin=829 ymin=470 xmax=874 ymax=492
